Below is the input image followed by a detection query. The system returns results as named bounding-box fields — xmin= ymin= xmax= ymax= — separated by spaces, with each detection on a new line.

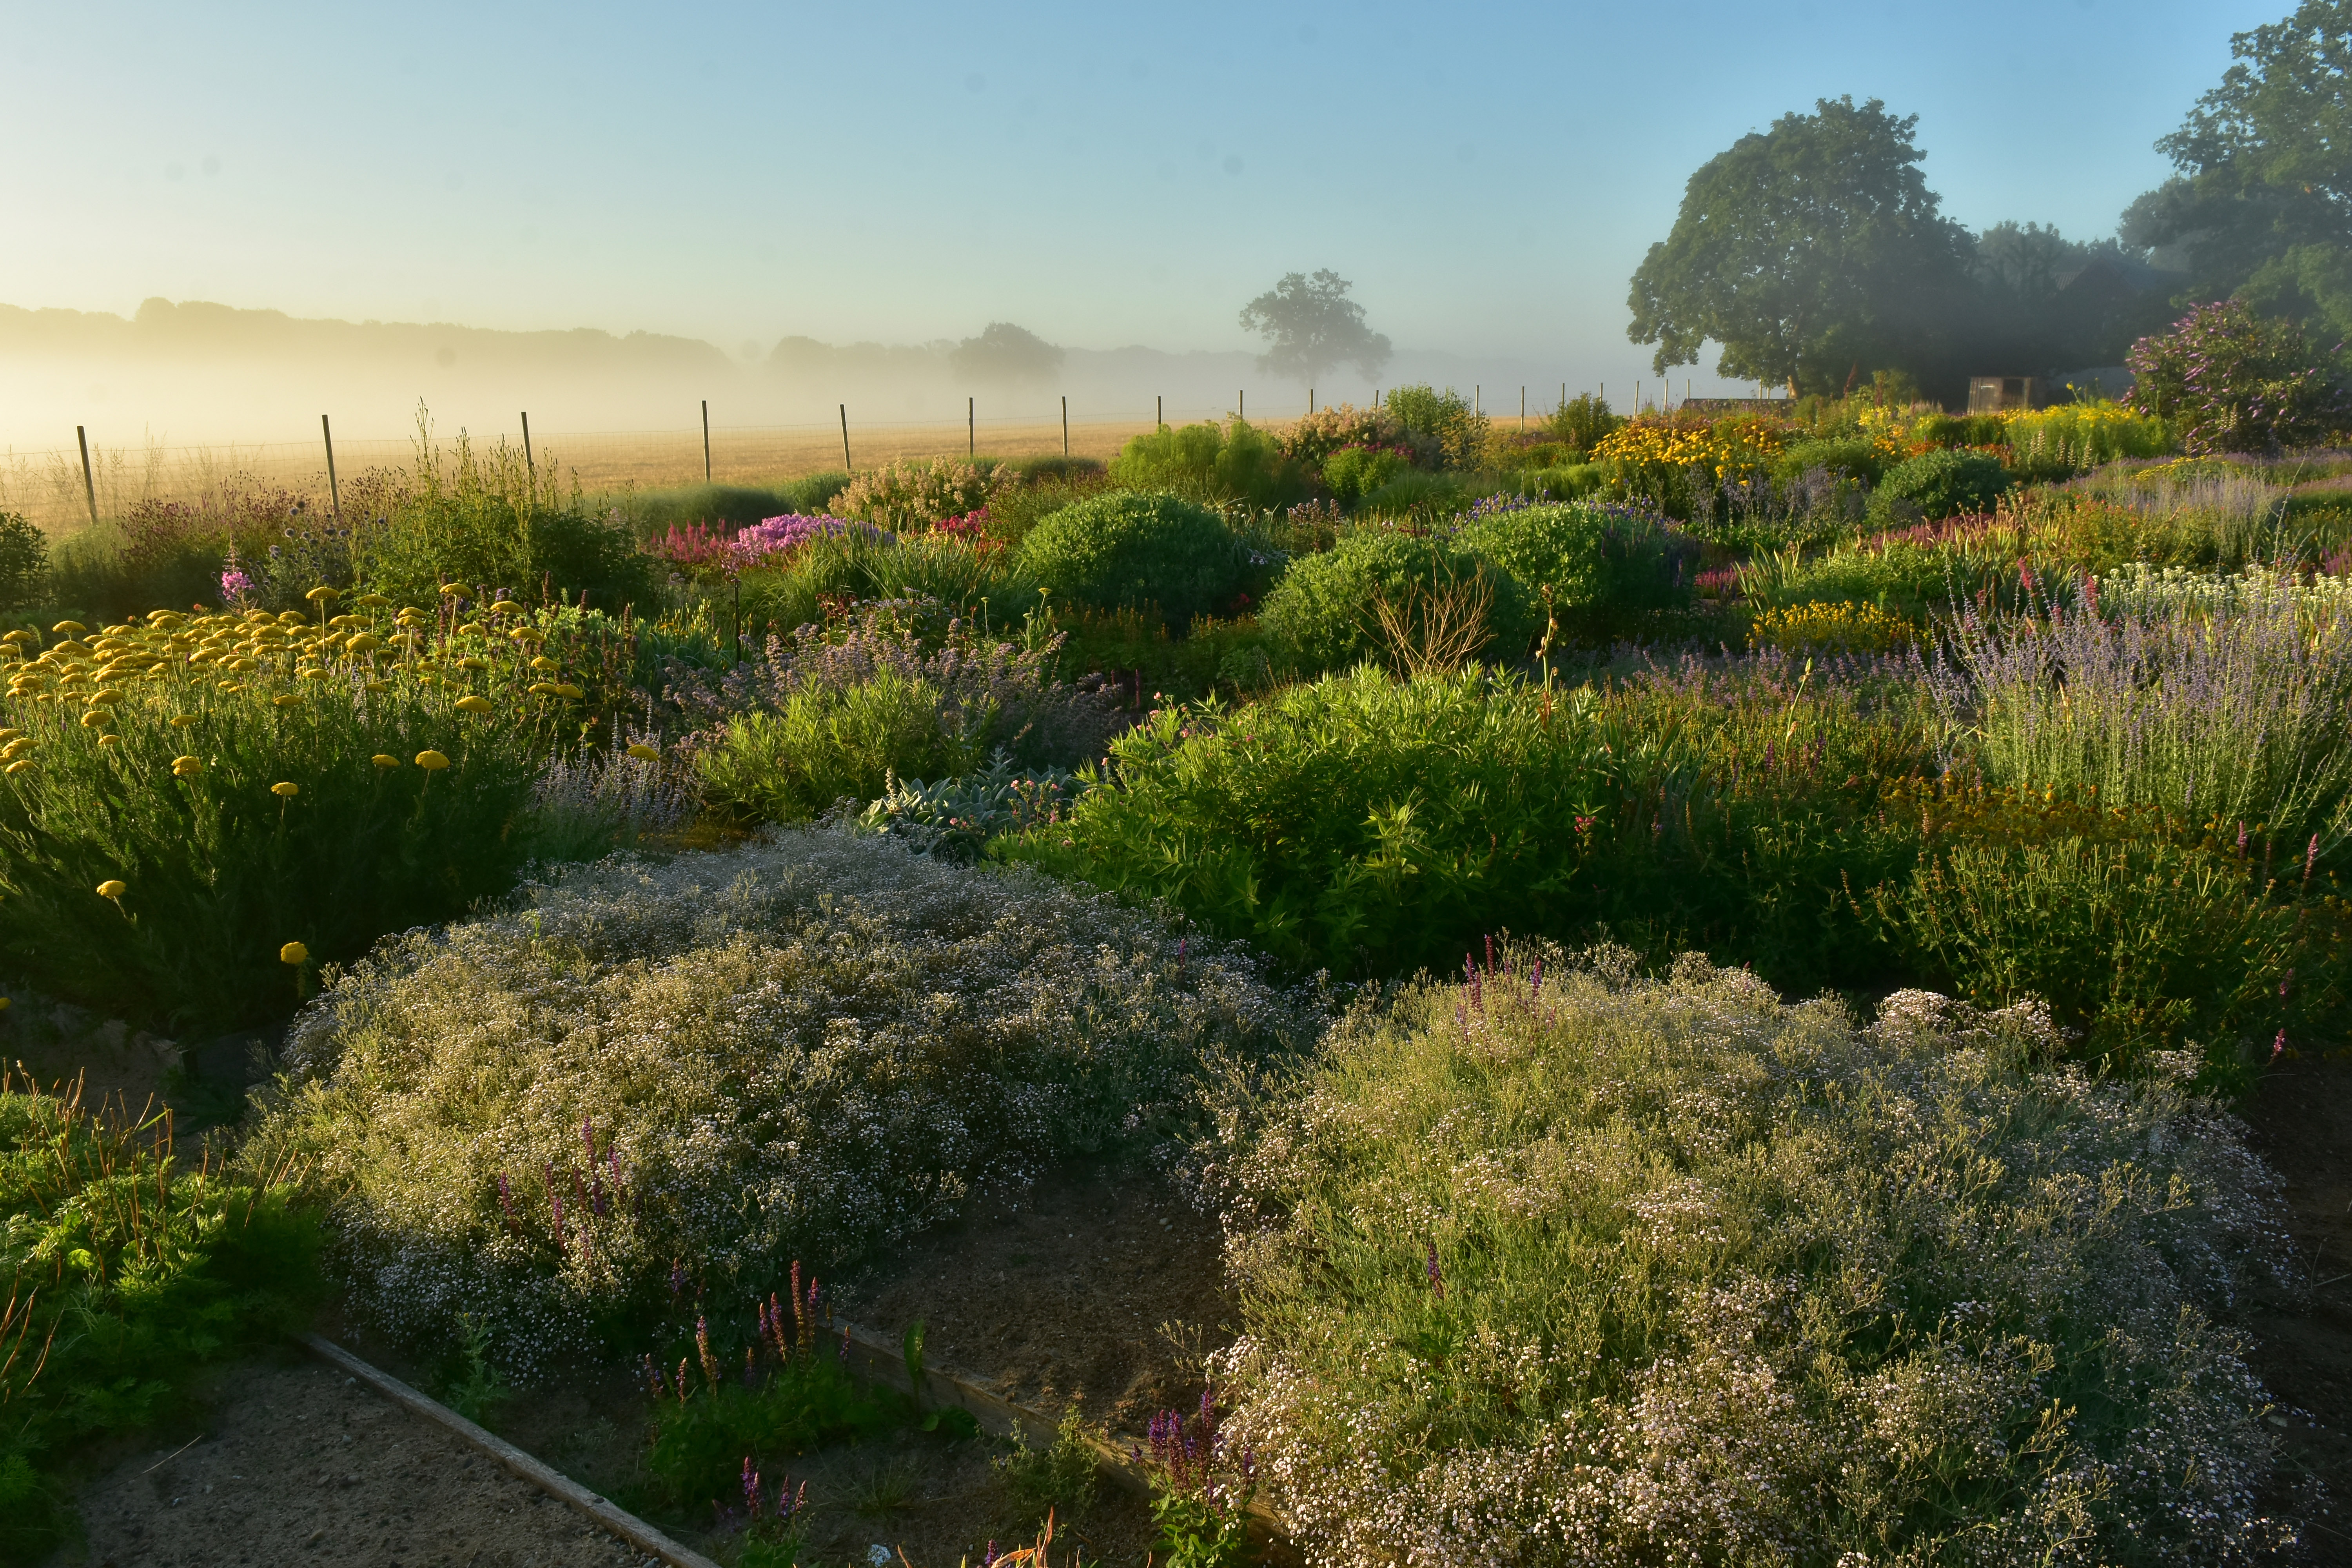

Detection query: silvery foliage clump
xmin=529 ymin=725 xmax=697 ymax=840
xmin=848 ymin=753 xmax=1089 ymax=863
xmin=662 ymin=596 xmax=1128 ymax=769
xmin=1205 ymin=949 xmax=2299 ymax=1566
xmin=264 ymin=830 xmax=1316 ymax=1372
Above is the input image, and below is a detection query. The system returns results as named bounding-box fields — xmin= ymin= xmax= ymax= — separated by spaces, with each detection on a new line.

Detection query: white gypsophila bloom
xmin=1205 ymin=947 xmax=2300 ymax=1567
xmin=260 ymin=828 xmax=1319 ymax=1374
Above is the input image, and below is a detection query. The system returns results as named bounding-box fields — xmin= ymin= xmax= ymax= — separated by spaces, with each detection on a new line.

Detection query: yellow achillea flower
xmin=78 ymin=710 xmax=109 ymax=728
xmin=454 ymin=695 xmax=493 ymax=715
xmin=626 ymin=743 xmax=660 ymax=761
xmin=95 ymin=879 xmax=126 ymax=900
xmin=271 ymin=781 xmax=299 ymax=798
xmin=273 ymin=694 xmax=301 ymax=708
xmin=172 ymin=755 xmax=203 ymax=777
xmin=371 ymin=753 xmax=401 ymax=769
xmin=415 ymin=750 xmax=451 ymax=771
xmin=3 ymin=760 xmax=29 ymax=775
xmin=171 ymin=714 xmax=199 ymax=727
xmin=530 ymin=656 xmax=560 ymax=672
xmin=279 ymin=941 xmax=309 ymax=965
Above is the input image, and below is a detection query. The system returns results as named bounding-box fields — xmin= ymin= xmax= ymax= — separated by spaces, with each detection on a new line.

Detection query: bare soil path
xmin=65 ymin=1353 xmax=655 ymax=1568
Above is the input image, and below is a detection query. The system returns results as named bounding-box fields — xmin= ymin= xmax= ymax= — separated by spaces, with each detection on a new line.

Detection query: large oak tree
xmin=1627 ymin=98 xmax=1976 ymax=398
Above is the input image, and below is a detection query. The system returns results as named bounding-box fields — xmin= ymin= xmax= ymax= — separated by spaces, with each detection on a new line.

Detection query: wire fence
xmin=0 ymin=408 xmax=1212 ymax=532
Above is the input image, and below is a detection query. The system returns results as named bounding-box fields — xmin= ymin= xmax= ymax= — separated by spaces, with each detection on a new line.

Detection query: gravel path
xmin=73 ymin=1357 xmax=661 ymax=1568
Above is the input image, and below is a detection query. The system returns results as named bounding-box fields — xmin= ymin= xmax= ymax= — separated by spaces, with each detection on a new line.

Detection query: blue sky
xmin=1 ymin=0 xmax=2280 ymax=393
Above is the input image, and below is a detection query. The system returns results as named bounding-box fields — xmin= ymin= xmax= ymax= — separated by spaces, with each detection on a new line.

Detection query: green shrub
xmin=253 ymin=831 xmax=1316 ymax=1369
xmin=46 ymin=522 xmax=223 ymax=624
xmin=0 ymin=606 xmax=586 ymax=1035
xmin=995 ymin=1404 xmax=1100 ymax=1530
xmin=607 ymin=483 xmax=799 ymax=541
xmin=1864 ymin=784 xmax=2347 ymax=1075
xmin=1355 ymin=469 xmax=1490 ymax=521
xmin=342 ymin=435 xmax=660 ymax=612
xmin=1318 ymin=446 xmax=1412 ymax=506
xmin=1042 ymin=606 xmax=1284 ymax=701
xmin=1380 ymin=385 xmax=1488 ymax=469
xmin=1005 ymin=664 xmax=1929 ymax=986
xmin=1208 ymin=950 xmax=2292 ymax=1566
xmin=1541 ymin=391 xmax=1622 ymax=457
xmin=670 ymin=602 xmax=1123 ymax=825
xmin=1453 ymin=501 xmax=1696 ymax=639
xmin=1018 ymin=491 xmax=1246 ymax=627
xmin=982 ymin=472 xmax=1115 ymax=548
xmin=1256 ymin=528 xmax=1536 ymax=671
xmin=1770 ymin=435 xmax=1889 ymax=487
xmin=639 ymin=1346 xmax=895 ymax=1515
xmin=2 ymin=1079 xmax=323 ymax=1564
xmin=0 ymin=515 xmax=49 ymax=613
xmin=1866 ymin=448 xmax=2011 ymax=524
xmin=1109 ymin=419 xmax=1310 ymax=508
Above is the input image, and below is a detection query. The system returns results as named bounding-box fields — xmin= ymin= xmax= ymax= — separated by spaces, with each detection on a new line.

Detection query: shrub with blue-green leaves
xmin=1454 ymin=500 xmax=1696 ymax=639
xmin=1256 ymin=527 xmax=1537 ymax=671
xmin=1866 ymin=448 xmax=2011 ymax=524
xmin=253 ymin=829 xmax=1318 ymax=1372
xmin=1208 ymin=950 xmax=2295 ymax=1566
xmin=1017 ymin=491 xmax=1247 ymax=628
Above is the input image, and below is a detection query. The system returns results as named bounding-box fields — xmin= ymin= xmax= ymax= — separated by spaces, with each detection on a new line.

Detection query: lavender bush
xmin=1207 ymin=947 xmax=2298 ymax=1565
xmin=1942 ymin=577 xmax=2352 ymax=848
xmin=252 ymin=829 xmax=1319 ymax=1372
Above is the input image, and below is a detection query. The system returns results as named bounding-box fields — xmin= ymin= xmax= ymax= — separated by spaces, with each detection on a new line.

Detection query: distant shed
xmin=1967 ymin=376 xmax=2049 ymax=414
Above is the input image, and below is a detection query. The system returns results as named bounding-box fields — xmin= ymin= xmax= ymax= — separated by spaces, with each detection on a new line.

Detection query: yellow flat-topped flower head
xmin=279 ymin=940 xmax=309 ymax=966
xmin=96 ymin=878 xmax=125 ymax=900
xmin=370 ymin=753 xmax=400 ymax=769
xmin=415 ymin=749 xmax=450 ymax=771
xmin=52 ymin=621 xmax=86 ymax=636
xmin=271 ymin=781 xmax=299 ymax=798
xmin=626 ymin=743 xmax=660 ymax=761
xmin=454 ymin=695 xmax=493 ymax=715
xmin=304 ymin=586 xmax=340 ymax=605
xmin=172 ymin=755 xmax=202 ymax=777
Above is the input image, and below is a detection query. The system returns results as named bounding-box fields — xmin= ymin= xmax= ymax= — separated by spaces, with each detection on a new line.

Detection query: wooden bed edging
xmin=298 ymin=1332 xmax=723 ymax=1568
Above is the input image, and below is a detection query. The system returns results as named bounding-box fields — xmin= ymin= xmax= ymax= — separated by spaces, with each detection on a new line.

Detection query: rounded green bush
xmin=1771 ymin=436 xmax=1890 ymax=488
xmin=1455 ymin=501 xmax=1696 ymax=634
xmin=1868 ymin=449 xmax=2012 ymax=524
xmin=1016 ymin=490 xmax=1244 ymax=626
xmin=1259 ymin=527 xmax=1536 ymax=672
xmin=1321 ymin=446 xmax=1412 ymax=505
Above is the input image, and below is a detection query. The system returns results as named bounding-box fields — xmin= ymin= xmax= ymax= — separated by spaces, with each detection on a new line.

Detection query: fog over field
xmin=1 ymin=295 xmax=1684 ymax=460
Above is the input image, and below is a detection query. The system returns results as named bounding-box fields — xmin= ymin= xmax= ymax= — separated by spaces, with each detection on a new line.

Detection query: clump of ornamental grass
xmin=249 ymin=829 xmax=1318 ymax=1374
xmin=0 ymin=597 xmax=618 ymax=1033
xmin=1205 ymin=946 xmax=2298 ymax=1566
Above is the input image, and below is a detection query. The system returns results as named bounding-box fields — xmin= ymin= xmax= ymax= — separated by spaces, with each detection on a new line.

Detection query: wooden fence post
xmin=701 ymin=401 xmax=712 ymax=483
xmin=322 ymin=414 xmax=341 ymax=517
xmin=76 ymin=426 xmax=97 ymax=526
xmin=1062 ymin=396 xmax=1068 ymax=457
xmin=520 ymin=412 xmax=534 ymax=481
xmin=839 ymin=405 xmax=851 ymax=470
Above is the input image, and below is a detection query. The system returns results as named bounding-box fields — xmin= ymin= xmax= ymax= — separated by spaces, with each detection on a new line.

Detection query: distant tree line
xmin=1630 ymin=0 xmax=2352 ymax=404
